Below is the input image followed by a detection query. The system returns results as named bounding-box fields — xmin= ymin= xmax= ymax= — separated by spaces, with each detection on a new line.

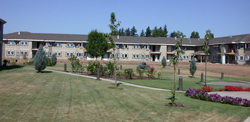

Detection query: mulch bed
xmin=165 ymin=103 xmax=186 ymax=107
xmin=79 ymin=72 xmax=164 ymax=81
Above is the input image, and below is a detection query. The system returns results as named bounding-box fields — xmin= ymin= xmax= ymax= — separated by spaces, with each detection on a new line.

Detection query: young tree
xmin=203 ymin=30 xmax=212 ymax=86
xmin=130 ymin=26 xmax=137 ymax=36
xmin=85 ymin=30 xmax=109 ymax=61
xmin=108 ymin=12 xmax=121 ymax=88
xmin=161 ymin=56 xmax=167 ymax=68
xmin=140 ymin=30 xmax=145 ymax=37
xmin=169 ymin=39 xmax=184 ymax=105
xmin=190 ymin=31 xmax=200 ymax=38
xmin=51 ymin=54 xmax=57 ymax=66
xmin=189 ymin=57 xmax=197 ymax=77
xmin=34 ymin=45 xmax=47 ymax=72
xmin=145 ymin=26 xmax=151 ymax=37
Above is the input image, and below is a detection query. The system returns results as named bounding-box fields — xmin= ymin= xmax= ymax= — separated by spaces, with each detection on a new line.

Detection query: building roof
xmin=3 ymin=31 xmax=204 ymax=46
xmin=3 ymin=31 xmax=250 ymax=46
xmin=0 ymin=18 xmax=7 ymax=24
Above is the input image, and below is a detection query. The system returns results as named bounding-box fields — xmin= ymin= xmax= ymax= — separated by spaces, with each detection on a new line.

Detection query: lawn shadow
xmin=42 ymin=71 xmax=52 ymax=73
xmin=0 ymin=65 xmax=24 ymax=71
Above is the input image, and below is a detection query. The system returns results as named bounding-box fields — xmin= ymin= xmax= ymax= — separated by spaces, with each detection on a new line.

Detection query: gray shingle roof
xmin=3 ymin=31 xmax=250 ymax=46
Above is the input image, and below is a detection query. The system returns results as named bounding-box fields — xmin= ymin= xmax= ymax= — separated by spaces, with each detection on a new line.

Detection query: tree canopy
xmin=170 ymin=30 xmax=186 ymax=38
xmin=85 ymin=30 xmax=109 ymax=60
xmin=130 ymin=26 xmax=137 ymax=36
xmin=34 ymin=45 xmax=47 ymax=72
xmin=190 ymin=31 xmax=200 ymax=38
xmin=140 ymin=30 xmax=145 ymax=37
xmin=145 ymin=26 xmax=152 ymax=37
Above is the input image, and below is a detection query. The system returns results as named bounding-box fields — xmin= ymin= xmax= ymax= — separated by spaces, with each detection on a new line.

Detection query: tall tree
xmin=152 ymin=27 xmax=159 ymax=37
xmin=190 ymin=31 xmax=200 ymax=38
xmin=189 ymin=57 xmax=197 ymax=77
xmin=108 ymin=12 xmax=121 ymax=88
xmin=163 ymin=24 xmax=168 ymax=37
xmin=130 ymin=26 xmax=137 ymax=36
xmin=108 ymin=12 xmax=121 ymax=35
xmin=34 ymin=45 xmax=47 ymax=73
xmin=169 ymin=38 xmax=185 ymax=105
xmin=125 ymin=28 xmax=130 ymax=36
xmin=120 ymin=28 xmax=125 ymax=36
xmin=203 ymin=29 xmax=212 ymax=86
xmin=85 ymin=30 xmax=109 ymax=60
xmin=140 ymin=30 xmax=145 ymax=37
xmin=145 ymin=26 xmax=152 ymax=37
xmin=170 ymin=30 xmax=186 ymax=38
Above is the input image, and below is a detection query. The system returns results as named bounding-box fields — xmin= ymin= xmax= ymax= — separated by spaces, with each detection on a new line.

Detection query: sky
xmin=1 ymin=0 xmax=250 ymax=38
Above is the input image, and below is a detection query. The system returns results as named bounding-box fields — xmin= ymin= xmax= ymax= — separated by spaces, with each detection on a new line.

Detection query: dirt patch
xmin=177 ymin=62 xmax=250 ymax=78
xmin=165 ymin=103 xmax=186 ymax=107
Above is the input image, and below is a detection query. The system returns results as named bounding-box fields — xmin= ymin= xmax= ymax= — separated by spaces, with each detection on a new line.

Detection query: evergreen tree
xmin=152 ymin=27 xmax=159 ymax=37
xmin=125 ymin=28 xmax=130 ymax=36
xmin=46 ymin=57 xmax=51 ymax=66
xmin=163 ymin=24 xmax=168 ymax=37
xmin=85 ymin=30 xmax=109 ymax=60
xmin=170 ymin=31 xmax=186 ymax=38
xmin=121 ymin=28 xmax=125 ymax=36
xmin=189 ymin=57 xmax=197 ymax=77
xmin=51 ymin=54 xmax=57 ymax=66
xmin=130 ymin=26 xmax=137 ymax=36
xmin=190 ymin=31 xmax=200 ymax=38
xmin=145 ymin=26 xmax=151 ymax=37
xmin=34 ymin=45 xmax=47 ymax=72
xmin=170 ymin=31 xmax=176 ymax=37
xmin=140 ymin=30 xmax=145 ymax=37
xmin=161 ymin=56 xmax=167 ymax=68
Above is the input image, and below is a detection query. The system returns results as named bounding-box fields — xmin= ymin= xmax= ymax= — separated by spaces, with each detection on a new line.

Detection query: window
xmin=6 ymin=51 xmax=15 ymax=56
xmin=75 ymin=43 xmax=84 ymax=48
xmin=146 ymin=54 xmax=151 ymax=59
xmin=240 ymin=56 xmax=244 ymax=61
xmin=66 ymin=52 xmax=74 ymax=57
xmin=141 ymin=45 xmax=147 ymax=49
xmin=115 ymin=53 xmax=119 ymax=58
xmin=147 ymin=45 xmax=150 ymax=49
xmin=46 ymin=52 xmax=52 ymax=57
xmin=54 ymin=42 xmax=61 ymax=47
xmin=121 ymin=53 xmax=128 ymax=58
xmin=213 ymin=45 xmax=219 ymax=50
xmin=141 ymin=54 xmax=145 ymax=59
xmin=18 ymin=41 xmax=28 ymax=46
xmin=7 ymin=41 xmax=15 ymax=45
xmin=122 ymin=44 xmax=128 ymax=49
xmin=247 ymin=44 xmax=250 ymax=49
xmin=55 ymin=52 xmax=62 ymax=57
xmin=115 ymin=44 xmax=120 ymax=49
xmin=45 ymin=42 xmax=52 ymax=47
xmin=155 ymin=45 xmax=159 ymax=50
xmin=67 ymin=43 xmax=74 ymax=47
xmin=182 ymin=55 xmax=189 ymax=59
xmin=133 ymin=45 xmax=140 ymax=49
xmin=239 ymin=44 xmax=244 ymax=49
xmin=76 ymin=52 xmax=83 ymax=57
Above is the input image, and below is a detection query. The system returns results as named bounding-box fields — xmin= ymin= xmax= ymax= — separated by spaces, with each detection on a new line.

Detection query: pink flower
xmin=148 ymin=65 xmax=151 ymax=67
xmin=146 ymin=66 xmax=148 ymax=68
xmin=83 ymin=65 xmax=86 ymax=67
xmin=154 ymin=70 xmax=157 ymax=72
xmin=150 ymin=67 xmax=153 ymax=69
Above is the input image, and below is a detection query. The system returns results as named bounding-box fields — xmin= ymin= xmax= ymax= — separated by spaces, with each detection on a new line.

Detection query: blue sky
xmin=1 ymin=0 xmax=250 ymax=38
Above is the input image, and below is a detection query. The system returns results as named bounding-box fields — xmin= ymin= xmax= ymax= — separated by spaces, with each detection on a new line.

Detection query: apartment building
xmin=0 ymin=18 xmax=7 ymax=66
xmin=2 ymin=31 xmax=250 ymax=64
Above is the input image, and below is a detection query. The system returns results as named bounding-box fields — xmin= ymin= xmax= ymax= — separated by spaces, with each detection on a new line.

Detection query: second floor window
xmin=54 ymin=42 xmax=61 ymax=47
xmin=7 ymin=41 xmax=15 ymax=45
xmin=133 ymin=45 xmax=140 ymax=49
xmin=67 ymin=43 xmax=74 ymax=47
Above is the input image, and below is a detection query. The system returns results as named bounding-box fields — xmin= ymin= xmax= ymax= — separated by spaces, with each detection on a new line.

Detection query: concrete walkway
xmin=46 ymin=69 xmax=250 ymax=122
xmin=45 ymin=69 xmax=184 ymax=92
xmin=207 ymin=81 xmax=250 ymax=87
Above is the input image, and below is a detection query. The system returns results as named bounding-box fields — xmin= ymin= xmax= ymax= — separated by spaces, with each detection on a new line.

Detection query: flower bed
xmin=198 ymin=85 xmax=250 ymax=92
xmin=185 ymin=88 xmax=250 ymax=107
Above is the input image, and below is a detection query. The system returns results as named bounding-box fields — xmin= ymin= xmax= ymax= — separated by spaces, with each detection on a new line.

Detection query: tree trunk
xmin=205 ymin=55 xmax=207 ymax=86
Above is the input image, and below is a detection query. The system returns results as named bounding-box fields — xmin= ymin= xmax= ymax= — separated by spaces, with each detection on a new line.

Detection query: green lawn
xmin=46 ymin=63 xmax=250 ymax=91
xmin=0 ymin=66 xmax=249 ymax=121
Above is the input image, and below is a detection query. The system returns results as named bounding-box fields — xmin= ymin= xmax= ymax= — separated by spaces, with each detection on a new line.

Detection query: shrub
xmin=104 ymin=61 xmax=115 ymax=77
xmin=99 ymin=65 xmax=107 ymax=76
xmin=189 ymin=57 xmax=197 ymax=77
xmin=68 ymin=55 xmax=83 ymax=73
xmin=161 ymin=56 xmax=167 ymax=68
xmin=157 ymin=70 xmax=162 ymax=79
xmin=146 ymin=65 xmax=156 ymax=78
xmin=86 ymin=61 xmax=98 ymax=74
xmin=136 ymin=68 xmax=144 ymax=79
xmin=27 ymin=60 xmax=34 ymax=65
xmin=124 ymin=68 xmax=134 ymax=79
xmin=3 ymin=59 xmax=8 ymax=66
xmin=137 ymin=62 xmax=149 ymax=69
xmin=51 ymin=54 xmax=57 ymax=66
xmin=34 ymin=45 xmax=47 ymax=73
xmin=116 ymin=71 xmax=123 ymax=79
xmin=47 ymin=57 xmax=51 ymax=66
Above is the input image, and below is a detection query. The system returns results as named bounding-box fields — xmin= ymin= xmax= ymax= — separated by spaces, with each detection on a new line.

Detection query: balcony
xmin=225 ymin=49 xmax=236 ymax=55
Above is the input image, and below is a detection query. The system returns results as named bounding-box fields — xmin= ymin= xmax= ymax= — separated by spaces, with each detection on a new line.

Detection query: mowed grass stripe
xmin=1 ymin=72 xmax=50 ymax=121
